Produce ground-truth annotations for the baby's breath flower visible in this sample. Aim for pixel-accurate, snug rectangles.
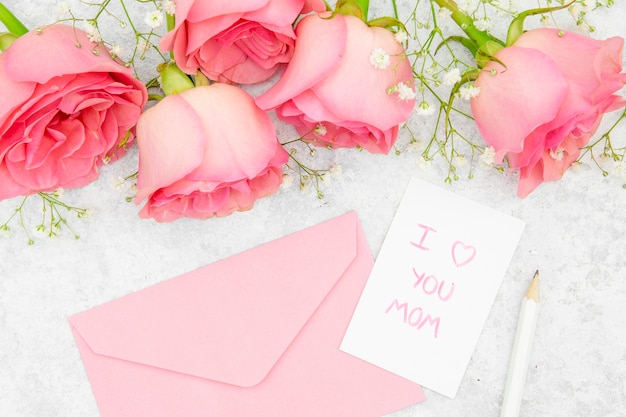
[417,156,432,171]
[549,147,565,161]
[416,101,435,116]
[369,48,391,70]
[570,161,583,173]
[474,18,492,31]
[453,154,467,167]
[328,163,342,179]
[459,83,480,100]
[395,82,416,101]
[83,21,101,43]
[458,0,475,13]
[78,208,96,219]
[540,14,551,27]
[56,2,71,15]
[406,139,425,153]
[479,146,496,167]
[110,44,124,58]
[612,160,626,178]
[160,0,176,15]
[145,10,164,29]
[437,7,452,19]
[281,173,294,189]
[112,176,127,190]
[394,30,409,44]
[314,123,327,136]
[443,68,462,86]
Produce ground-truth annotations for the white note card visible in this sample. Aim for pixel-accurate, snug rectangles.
[341,177,525,398]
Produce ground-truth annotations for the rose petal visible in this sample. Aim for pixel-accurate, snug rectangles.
[3,25,135,84]
[135,94,205,202]
[472,46,569,161]
[311,15,415,130]
[179,84,278,182]
[256,13,347,110]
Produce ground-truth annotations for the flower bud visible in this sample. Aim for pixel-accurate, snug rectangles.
[158,62,194,96]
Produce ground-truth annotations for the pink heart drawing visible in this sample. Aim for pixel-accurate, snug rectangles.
[451,241,476,267]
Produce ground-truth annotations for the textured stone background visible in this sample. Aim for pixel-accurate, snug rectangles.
[1,1,625,416]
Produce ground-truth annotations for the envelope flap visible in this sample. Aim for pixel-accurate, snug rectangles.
[69,212,361,388]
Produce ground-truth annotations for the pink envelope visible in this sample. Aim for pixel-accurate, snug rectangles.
[68,212,424,416]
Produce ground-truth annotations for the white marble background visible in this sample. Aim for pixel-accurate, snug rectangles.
[1,1,625,416]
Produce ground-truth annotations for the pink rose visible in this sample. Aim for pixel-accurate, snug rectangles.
[0,25,147,200]
[160,0,325,84]
[256,13,416,154]
[471,28,626,197]
[135,84,288,222]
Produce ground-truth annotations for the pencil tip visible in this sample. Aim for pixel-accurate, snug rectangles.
[526,271,540,302]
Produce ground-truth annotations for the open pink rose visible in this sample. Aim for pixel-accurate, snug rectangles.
[471,28,626,197]
[0,25,147,200]
[256,13,416,154]
[160,0,326,84]
[135,84,288,222]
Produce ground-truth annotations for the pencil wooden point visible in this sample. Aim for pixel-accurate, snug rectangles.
[525,271,539,303]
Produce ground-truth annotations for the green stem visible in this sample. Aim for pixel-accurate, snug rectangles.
[0,2,28,36]
[430,0,500,48]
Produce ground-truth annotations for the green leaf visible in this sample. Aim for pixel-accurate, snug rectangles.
[335,0,369,21]
[367,16,405,31]
[0,3,28,36]
[506,1,574,45]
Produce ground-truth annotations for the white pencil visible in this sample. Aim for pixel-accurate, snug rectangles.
[500,271,540,417]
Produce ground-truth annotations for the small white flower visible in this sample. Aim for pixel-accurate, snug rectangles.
[458,0,475,13]
[394,30,409,45]
[540,15,551,27]
[417,156,431,171]
[443,68,462,86]
[406,139,425,153]
[56,2,71,15]
[137,38,151,56]
[474,18,492,32]
[437,7,452,19]
[453,154,467,167]
[369,48,391,70]
[112,176,127,190]
[78,208,96,219]
[145,10,164,29]
[160,0,176,15]
[110,44,124,58]
[395,82,416,101]
[281,173,294,189]
[612,161,626,179]
[570,161,583,173]
[549,147,565,161]
[479,146,496,166]
[459,83,480,100]
[83,21,101,43]
[328,163,342,179]
[54,187,64,198]
[314,123,327,136]
[416,101,435,116]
